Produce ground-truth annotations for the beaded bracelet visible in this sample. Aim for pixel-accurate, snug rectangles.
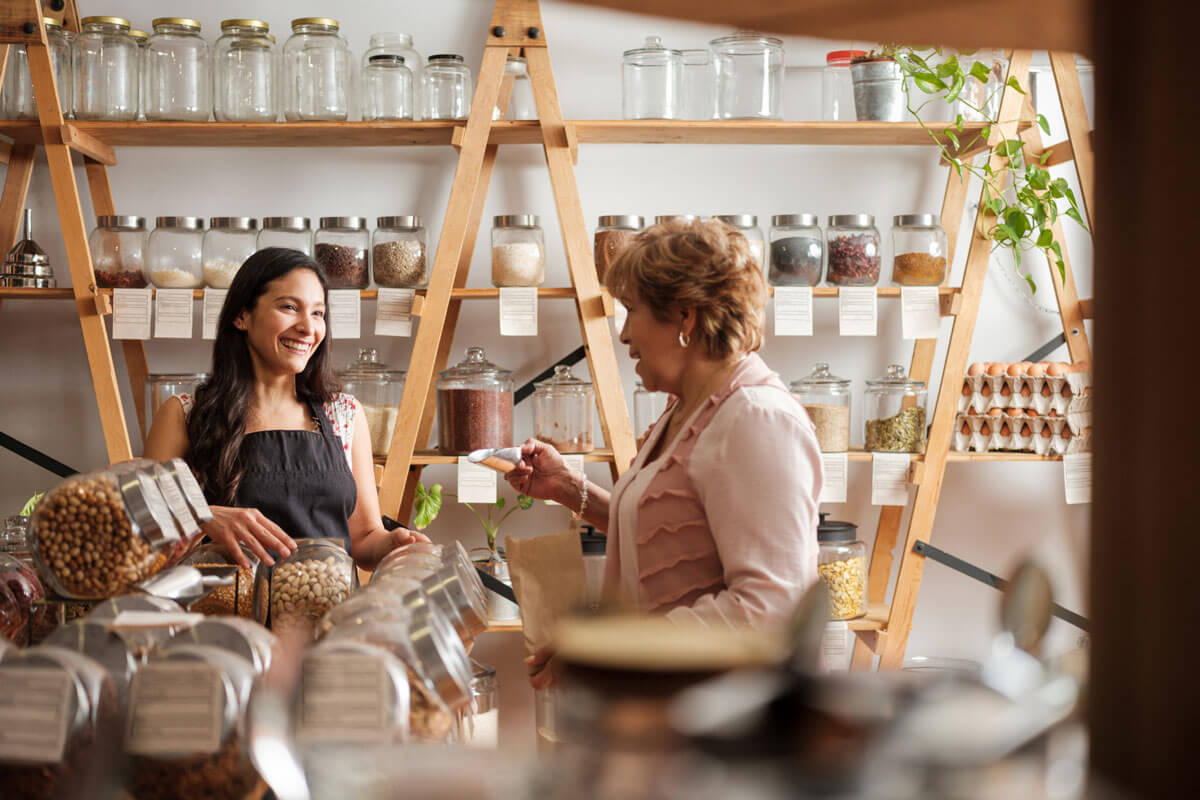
[573,470,588,521]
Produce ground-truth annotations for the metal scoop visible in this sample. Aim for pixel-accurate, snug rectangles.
[467,446,523,473]
[135,565,235,609]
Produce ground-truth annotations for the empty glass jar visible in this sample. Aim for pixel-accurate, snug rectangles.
[203,217,258,288]
[492,215,545,287]
[373,216,427,288]
[1,17,72,119]
[716,214,764,270]
[340,348,406,457]
[130,29,149,120]
[769,214,824,286]
[214,19,277,122]
[90,215,148,288]
[680,49,714,120]
[258,216,312,255]
[826,214,881,287]
[633,380,668,439]
[284,18,353,122]
[891,214,948,286]
[533,364,595,454]
[822,50,863,121]
[314,217,369,289]
[495,55,537,120]
[361,54,414,120]
[817,516,867,620]
[864,364,927,453]
[364,33,421,116]
[622,36,681,120]
[147,217,205,289]
[145,372,208,439]
[710,32,784,119]
[790,363,851,452]
[73,16,139,120]
[437,347,514,455]
[594,215,643,284]
[423,54,472,120]
[144,18,211,121]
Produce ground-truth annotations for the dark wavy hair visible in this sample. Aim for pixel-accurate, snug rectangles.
[186,248,340,504]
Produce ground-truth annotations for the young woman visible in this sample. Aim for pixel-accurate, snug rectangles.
[144,248,426,569]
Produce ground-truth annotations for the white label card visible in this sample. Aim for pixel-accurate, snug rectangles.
[773,287,814,336]
[546,454,585,506]
[202,288,227,340]
[822,621,851,672]
[154,288,194,339]
[0,667,73,763]
[112,288,153,340]
[838,287,878,337]
[499,286,538,336]
[126,662,223,756]
[612,300,628,335]
[328,289,362,339]
[819,452,848,504]
[375,288,415,337]
[297,652,392,742]
[871,453,911,506]
[901,287,941,340]
[457,457,498,504]
[1063,452,1093,505]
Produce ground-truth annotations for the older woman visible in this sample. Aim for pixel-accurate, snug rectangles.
[507,219,822,684]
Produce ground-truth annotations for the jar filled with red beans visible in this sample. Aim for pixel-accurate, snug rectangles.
[826,214,881,287]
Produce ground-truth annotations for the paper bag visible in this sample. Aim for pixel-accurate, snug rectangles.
[506,530,587,653]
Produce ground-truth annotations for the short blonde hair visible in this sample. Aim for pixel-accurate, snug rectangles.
[606,218,767,360]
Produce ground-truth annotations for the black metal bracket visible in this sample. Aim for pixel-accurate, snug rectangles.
[1022,332,1067,364]
[0,431,76,478]
[514,346,586,405]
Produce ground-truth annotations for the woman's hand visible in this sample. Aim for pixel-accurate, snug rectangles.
[202,506,297,568]
[505,439,576,504]
[525,646,557,691]
[389,526,431,549]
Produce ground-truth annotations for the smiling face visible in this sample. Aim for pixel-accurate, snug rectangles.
[618,292,686,395]
[234,267,327,377]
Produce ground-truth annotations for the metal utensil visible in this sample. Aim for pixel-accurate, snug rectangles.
[467,446,523,473]
[135,565,234,609]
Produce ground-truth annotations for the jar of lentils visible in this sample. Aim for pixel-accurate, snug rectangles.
[826,214,881,286]
[373,216,427,288]
[314,217,369,289]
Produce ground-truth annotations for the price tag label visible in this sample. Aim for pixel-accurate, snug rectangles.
[822,621,851,672]
[154,288,194,338]
[0,667,73,763]
[871,453,910,506]
[901,286,941,339]
[612,300,627,335]
[112,288,153,340]
[126,662,223,756]
[202,288,227,340]
[328,289,362,339]
[457,457,498,504]
[773,287,813,336]
[1063,452,1093,505]
[838,287,877,337]
[296,652,392,742]
[499,286,538,336]
[819,452,848,504]
[375,288,415,337]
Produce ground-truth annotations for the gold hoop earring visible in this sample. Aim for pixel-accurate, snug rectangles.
[678,331,690,348]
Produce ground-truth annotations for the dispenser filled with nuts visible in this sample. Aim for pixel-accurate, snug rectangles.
[180,542,259,618]
[262,539,354,635]
[532,364,595,453]
[816,515,866,620]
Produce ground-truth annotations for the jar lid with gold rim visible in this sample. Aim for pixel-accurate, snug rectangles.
[42,17,63,29]
[81,16,131,30]
[129,30,149,43]
[152,17,202,31]
[291,17,339,31]
[220,19,269,31]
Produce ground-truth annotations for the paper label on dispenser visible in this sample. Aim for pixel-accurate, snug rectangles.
[457,457,497,504]
[202,289,227,340]
[871,453,910,506]
[901,287,941,339]
[819,453,848,504]
[328,290,361,339]
[822,622,851,672]
[154,289,194,338]
[112,288,153,340]
[297,652,390,742]
[773,287,813,336]
[0,667,73,763]
[375,288,415,337]
[499,287,538,336]
[546,454,585,506]
[126,662,223,756]
[1063,452,1093,505]
[838,287,877,336]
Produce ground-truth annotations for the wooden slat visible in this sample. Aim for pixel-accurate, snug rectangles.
[0,287,74,299]
[1049,51,1095,231]
[0,0,45,46]
[488,0,547,48]
[63,124,117,166]
[0,143,36,251]
[1079,297,1094,319]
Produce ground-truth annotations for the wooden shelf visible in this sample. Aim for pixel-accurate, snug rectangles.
[773,286,958,297]
[379,448,616,467]
[849,602,889,632]
[87,287,581,300]
[484,620,523,633]
[946,451,1064,462]
[0,287,73,299]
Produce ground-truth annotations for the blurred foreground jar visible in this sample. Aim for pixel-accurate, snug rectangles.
[214,18,277,122]
[0,516,48,646]
[73,16,139,120]
[284,17,353,121]
[1,17,72,119]
[144,17,211,120]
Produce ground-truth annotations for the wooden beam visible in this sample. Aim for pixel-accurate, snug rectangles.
[1049,51,1095,231]
[63,124,117,166]
[0,143,35,251]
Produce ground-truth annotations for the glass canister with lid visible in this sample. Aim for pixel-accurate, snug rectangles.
[144,17,211,121]
[790,363,851,453]
[822,50,865,121]
[73,16,139,120]
[769,214,824,286]
[864,364,927,453]
[622,36,682,120]
[373,216,427,287]
[202,217,258,288]
[437,347,514,455]
[89,215,147,288]
[314,216,369,288]
[144,372,208,439]
[361,54,414,120]
[826,214,881,286]
[147,216,205,288]
[0,516,48,646]
[214,18,277,122]
[423,54,472,120]
[891,214,948,286]
[364,33,422,113]
[340,348,406,457]
[1,17,73,120]
[261,538,354,635]
[258,216,312,255]
[496,55,537,120]
[633,380,669,439]
[594,215,643,285]
[130,29,149,120]
[817,515,867,621]
[680,49,714,120]
[180,542,259,618]
[492,214,546,287]
[283,17,353,121]
[533,364,595,454]
[716,214,765,269]
[710,32,784,119]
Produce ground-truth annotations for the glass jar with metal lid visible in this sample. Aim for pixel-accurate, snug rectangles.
[129,29,150,120]
[594,215,643,284]
[716,214,765,270]
[437,347,514,454]
[533,364,595,454]
[314,216,369,288]
[214,19,277,122]
[258,216,312,255]
[373,216,427,287]
[0,517,47,646]
[147,216,205,289]
[1,17,72,120]
[462,659,500,747]
[423,54,472,120]
[891,214,948,286]
[73,16,139,120]
[340,348,406,457]
[817,515,867,620]
[654,214,698,225]
[633,380,668,439]
[492,214,545,287]
[89,215,148,288]
[144,372,208,439]
[790,363,851,452]
[864,364,927,453]
[769,214,824,286]
[283,18,353,121]
[364,33,422,116]
[710,32,784,119]
[622,36,682,120]
[826,213,881,286]
[144,18,211,121]
[495,55,536,120]
[202,217,258,288]
[362,54,414,120]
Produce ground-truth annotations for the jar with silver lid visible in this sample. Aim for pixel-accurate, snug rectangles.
[716,214,765,270]
[89,215,148,288]
[423,54,472,120]
[361,54,414,120]
[284,17,353,122]
[533,364,595,454]
[710,32,784,119]
[826,213,881,286]
[373,216,427,288]
[622,36,682,120]
[214,19,277,122]
[769,214,824,286]
[144,17,212,121]
[73,16,139,120]
[314,217,369,288]
[258,216,312,255]
[203,217,258,288]
[654,214,698,225]
[494,55,537,120]
[891,213,948,286]
[1,17,72,120]
[492,214,545,287]
[147,216,205,289]
[594,215,642,284]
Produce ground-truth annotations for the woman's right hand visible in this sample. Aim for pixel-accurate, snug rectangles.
[505,438,576,504]
[202,506,297,568]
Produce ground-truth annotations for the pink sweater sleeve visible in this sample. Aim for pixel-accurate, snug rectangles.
[667,386,822,628]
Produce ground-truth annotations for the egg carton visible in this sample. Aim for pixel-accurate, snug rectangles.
[962,366,1093,417]
[955,412,1076,456]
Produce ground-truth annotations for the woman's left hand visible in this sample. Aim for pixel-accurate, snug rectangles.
[390,526,431,548]
[525,646,558,690]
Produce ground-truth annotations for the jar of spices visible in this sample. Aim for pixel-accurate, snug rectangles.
[283,18,353,121]
[89,215,148,288]
[622,36,682,120]
[144,18,211,121]
[533,364,595,453]
[423,54,472,120]
[1,17,73,120]
[594,215,643,284]
[147,216,205,289]
[73,16,139,120]
[364,33,422,115]
[710,32,784,120]
[214,19,277,122]
[261,538,354,634]
[817,515,867,620]
[891,214,948,286]
[437,347,514,454]
[826,214,881,286]
[180,543,259,618]
[314,217,369,289]
[0,517,48,646]
[716,214,765,270]
[864,364,927,453]
[633,380,668,438]
[373,216,427,287]
[789,363,851,453]
[769,214,824,286]
[340,348,406,457]
[492,215,546,287]
[203,217,258,288]
[258,216,312,255]
[361,54,414,120]
[822,50,864,121]
[144,372,208,440]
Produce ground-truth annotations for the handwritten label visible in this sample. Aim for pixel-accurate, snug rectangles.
[773,287,813,336]
[1063,452,1093,505]
[297,651,392,742]
[871,453,910,506]
[375,288,415,337]
[154,288,194,338]
[901,286,941,339]
[327,290,362,339]
[0,667,72,763]
[112,288,153,340]
[838,287,877,337]
[202,288,227,339]
[457,457,498,504]
[499,286,538,336]
[819,452,848,504]
[126,662,223,756]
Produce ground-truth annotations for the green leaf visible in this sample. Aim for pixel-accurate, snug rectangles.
[994,223,1017,244]
[1023,272,1037,293]
[1027,166,1049,191]
[980,124,992,140]
[1065,207,1084,226]
[955,112,964,131]
[1004,209,1029,237]
[945,74,966,104]
[412,482,444,530]
[969,61,993,83]
[1006,76,1027,94]
[1051,241,1065,281]
[19,492,44,517]
[1037,230,1054,248]
[943,127,960,149]
[934,54,960,79]
[1036,113,1051,135]
[518,494,535,510]
[998,139,1024,158]
[495,496,506,510]
[913,74,946,94]
[987,197,1005,216]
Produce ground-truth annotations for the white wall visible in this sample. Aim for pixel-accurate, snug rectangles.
[0,0,1093,751]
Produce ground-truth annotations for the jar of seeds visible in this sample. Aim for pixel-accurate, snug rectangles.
[816,515,867,620]
[436,347,514,454]
[180,542,259,618]
[864,364,927,453]
[789,362,851,452]
[373,216,427,288]
[314,216,369,289]
[492,215,545,287]
[826,214,881,286]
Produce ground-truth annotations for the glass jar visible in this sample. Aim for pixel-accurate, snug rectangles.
[594,215,643,285]
[622,36,681,120]
[361,54,414,120]
[680,49,714,120]
[710,32,784,120]
[633,380,668,439]
[423,54,472,120]
[437,347,514,454]
[214,19,277,122]
[826,214,881,287]
[296,640,413,746]
[373,215,427,287]
[580,525,606,609]
[340,348,406,457]
[283,18,353,121]
[790,363,851,453]
[654,214,698,225]
[163,617,277,674]
[43,620,140,713]
[891,214,948,286]
[180,542,259,619]
[491,214,545,287]
[463,660,499,748]
[262,539,354,635]
[1,17,73,119]
[422,561,489,642]
[364,33,422,117]
[314,216,369,289]
[144,17,211,121]
[864,364,927,453]
[716,214,765,270]
[822,50,864,121]
[0,518,47,646]
[202,217,258,288]
[495,55,536,120]
[89,215,147,288]
[533,364,595,453]
[130,29,149,120]
[147,216,205,289]
[769,214,824,286]
[144,372,208,440]
[258,216,312,255]
[817,515,867,620]
[73,16,139,120]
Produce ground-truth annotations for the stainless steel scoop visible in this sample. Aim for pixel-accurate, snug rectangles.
[466,447,523,473]
[135,565,235,609]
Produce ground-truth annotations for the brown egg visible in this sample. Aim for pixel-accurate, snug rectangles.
[1006,408,1023,418]
[1000,423,1011,436]
[1062,427,1073,440]
[1046,362,1069,377]
[1040,426,1052,438]
[1018,361,1034,373]
[1006,363,1022,377]
[981,384,993,397]
[981,422,992,436]
[986,363,1007,377]
[1041,384,1052,397]
[1046,409,1059,418]
[1000,383,1011,396]
[961,422,970,435]
[1021,423,1033,437]
[1027,363,1047,378]
[1062,385,1073,398]
[1020,385,1032,397]
[962,382,972,396]
[966,407,980,416]
[987,408,1004,418]
[967,362,987,377]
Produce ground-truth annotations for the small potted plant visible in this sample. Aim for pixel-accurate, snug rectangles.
[850,48,906,121]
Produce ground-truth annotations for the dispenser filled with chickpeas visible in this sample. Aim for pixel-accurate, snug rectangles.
[816,514,867,620]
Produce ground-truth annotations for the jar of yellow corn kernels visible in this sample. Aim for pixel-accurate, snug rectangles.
[816,514,866,620]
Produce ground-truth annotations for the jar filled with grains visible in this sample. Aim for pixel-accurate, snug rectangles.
[715,214,765,270]
[492,215,545,287]
[89,215,148,288]
[769,214,824,286]
[339,348,406,457]
[202,217,258,288]
[436,347,514,454]
[789,362,851,452]
[817,515,867,620]
[147,217,205,289]
[258,216,312,255]
[826,214,881,286]
[864,364,927,453]
[594,215,643,284]
[373,216,428,288]
[314,216,370,289]
[891,214,948,285]
[180,542,260,618]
